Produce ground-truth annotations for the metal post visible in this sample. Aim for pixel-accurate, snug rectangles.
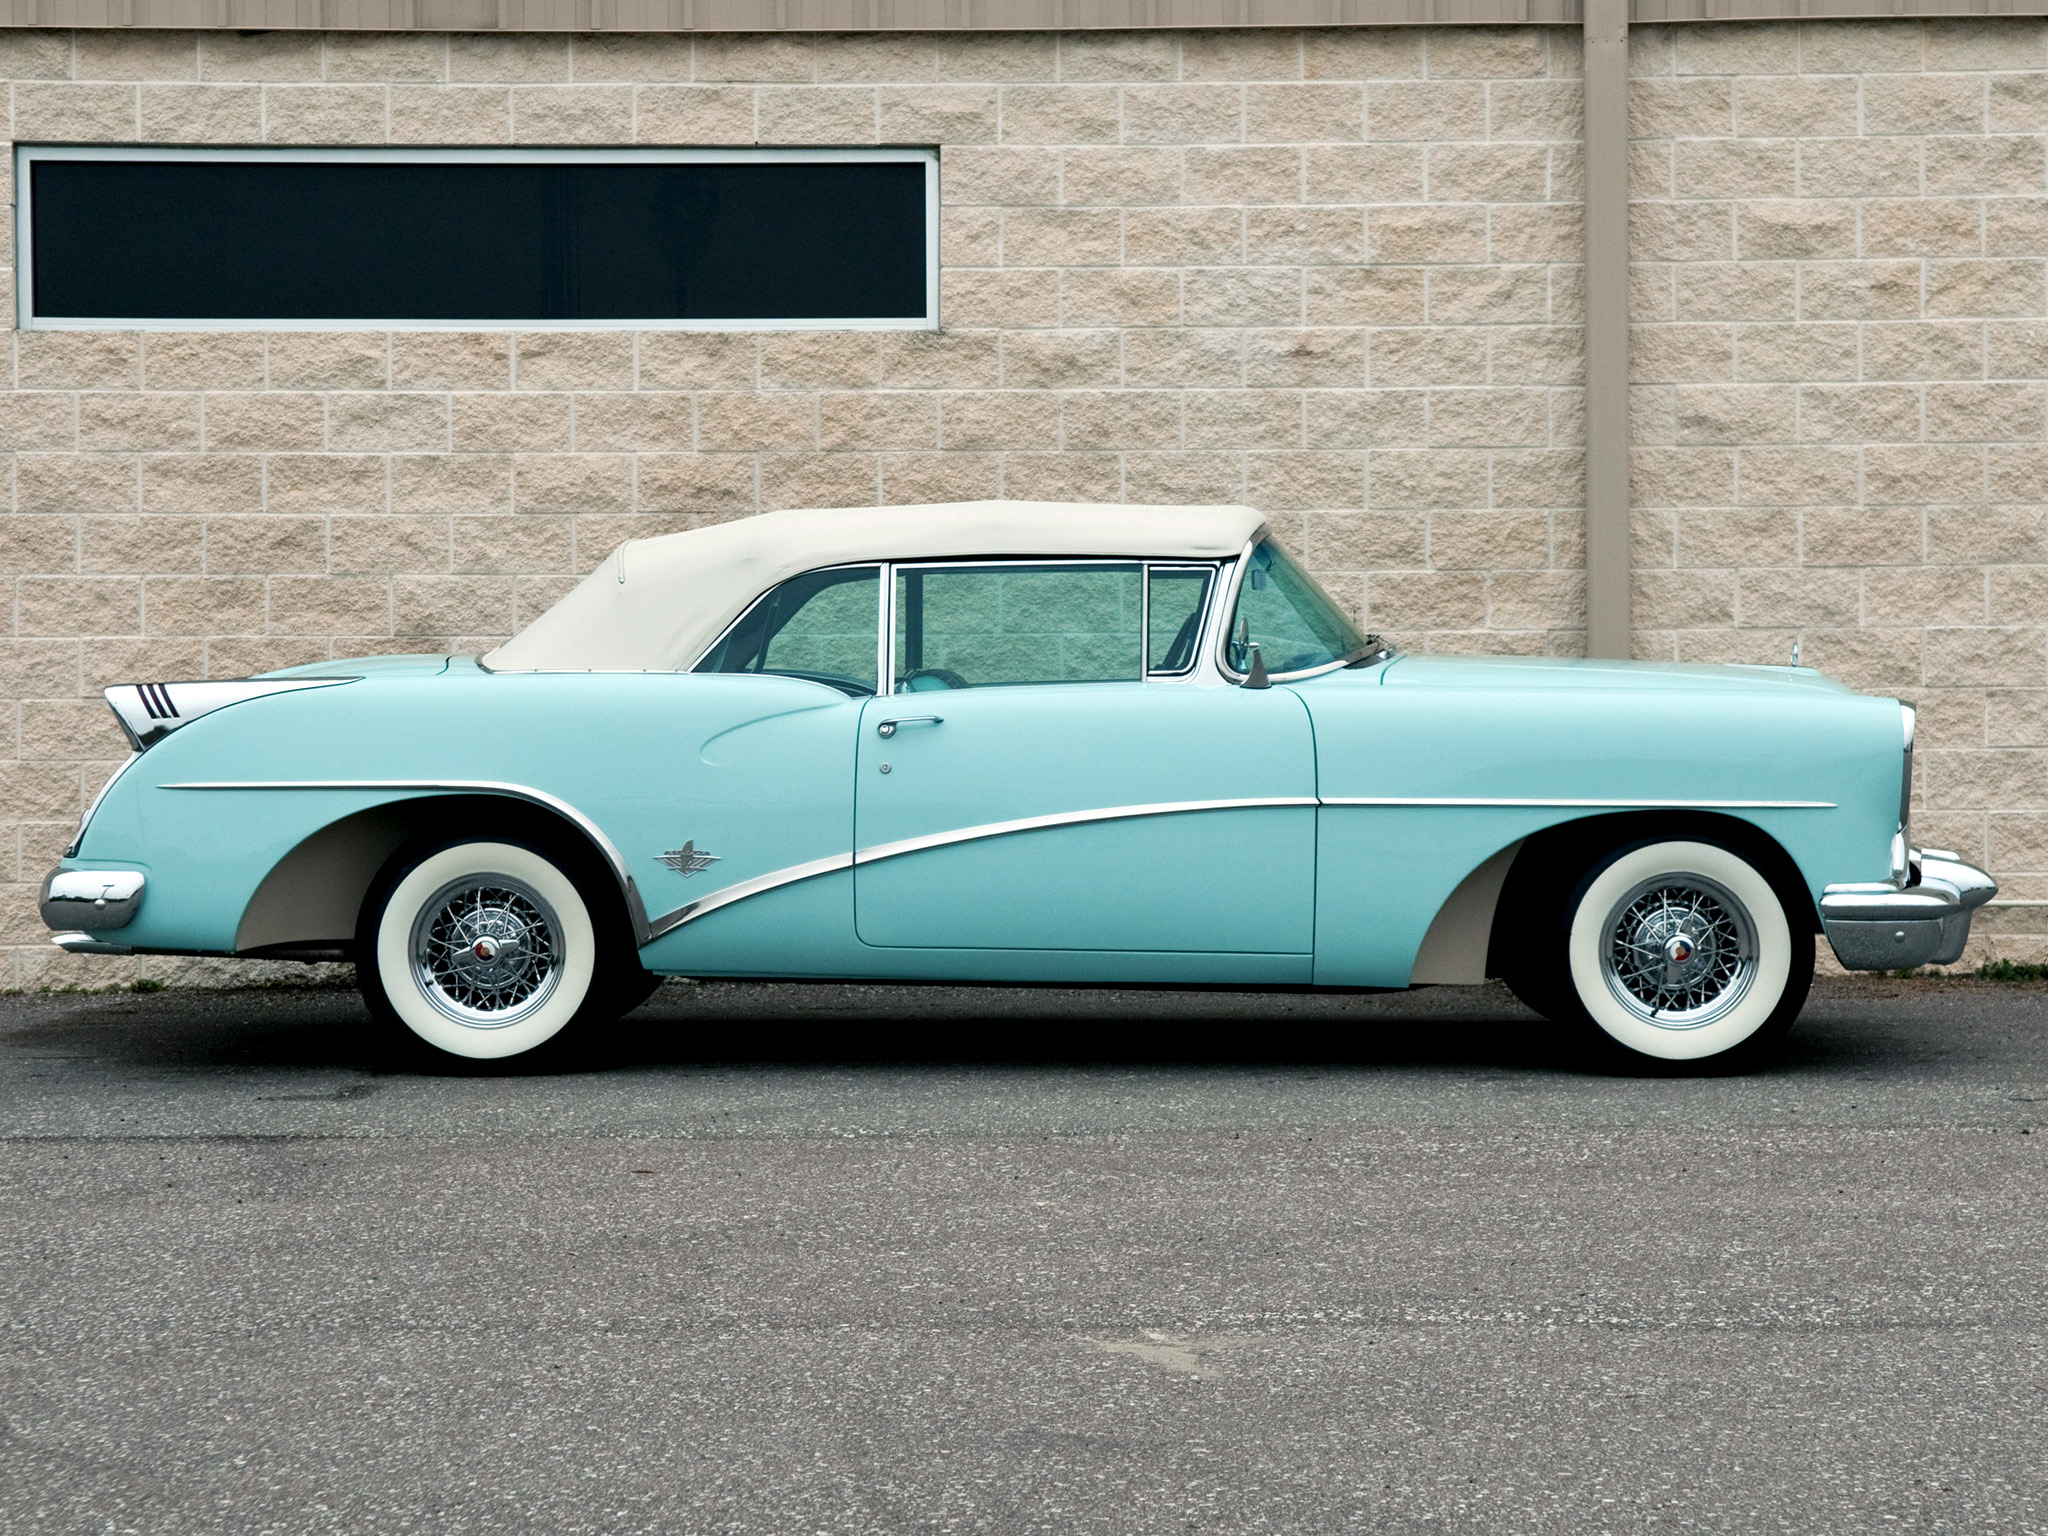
[1583,0,1632,660]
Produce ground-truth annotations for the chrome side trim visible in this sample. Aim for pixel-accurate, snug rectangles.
[853,797,1320,867]
[642,797,1319,939]
[1319,797,1837,809]
[159,780,654,945]
[158,784,1837,952]
[644,853,855,942]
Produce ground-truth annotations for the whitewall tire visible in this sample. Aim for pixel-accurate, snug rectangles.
[1562,839,1807,1063]
[366,840,598,1061]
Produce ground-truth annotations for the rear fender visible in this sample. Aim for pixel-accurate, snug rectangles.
[236,794,643,958]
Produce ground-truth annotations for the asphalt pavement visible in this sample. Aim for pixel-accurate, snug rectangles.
[0,974,2043,1534]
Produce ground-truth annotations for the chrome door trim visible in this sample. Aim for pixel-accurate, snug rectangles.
[642,796,1320,938]
[1139,558,1150,682]
[160,779,656,944]
[1318,796,1837,809]
[853,796,1321,867]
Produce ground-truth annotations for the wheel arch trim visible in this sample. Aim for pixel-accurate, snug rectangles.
[162,780,654,946]
[1491,808,1823,957]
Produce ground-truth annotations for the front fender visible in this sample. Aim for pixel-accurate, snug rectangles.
[1295,666,1903,987]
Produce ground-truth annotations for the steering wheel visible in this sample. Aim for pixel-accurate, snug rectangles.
[902,667,968,691]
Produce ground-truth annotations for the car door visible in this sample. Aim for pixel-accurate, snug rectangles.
[638,564,883,976]
[853,559,1317,956]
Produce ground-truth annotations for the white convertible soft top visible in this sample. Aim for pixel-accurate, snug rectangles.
[482,500,1266,674]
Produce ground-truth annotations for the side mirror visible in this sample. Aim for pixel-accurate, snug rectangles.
[1237,618,1270,689]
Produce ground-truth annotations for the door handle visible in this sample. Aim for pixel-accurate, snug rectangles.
[876,715,943,738]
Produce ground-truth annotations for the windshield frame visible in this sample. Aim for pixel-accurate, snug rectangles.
[1214,534,1392,684]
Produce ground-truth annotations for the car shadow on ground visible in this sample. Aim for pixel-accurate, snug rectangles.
[0,975,1969,1082]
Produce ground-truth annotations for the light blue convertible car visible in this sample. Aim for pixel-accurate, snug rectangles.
[43,501,1993,1065]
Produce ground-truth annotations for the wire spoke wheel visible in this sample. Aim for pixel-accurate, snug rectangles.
[1599,873,1757,1030]
[409,874,564,1030]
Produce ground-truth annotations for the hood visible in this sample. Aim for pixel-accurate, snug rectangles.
[256,654,464,680]
[1371,654,1858,696]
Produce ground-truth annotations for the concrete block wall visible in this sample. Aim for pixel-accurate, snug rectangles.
[1629,18,2048,961]
[0,24,1592,985]
[1,19,2042,982]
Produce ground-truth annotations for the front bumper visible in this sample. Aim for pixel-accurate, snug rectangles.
[40,868,146,933]
[1821,850,1997,970]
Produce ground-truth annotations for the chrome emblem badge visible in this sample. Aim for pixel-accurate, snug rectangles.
[657,841,721,878]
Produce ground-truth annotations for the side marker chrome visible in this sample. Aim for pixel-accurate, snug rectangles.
[1318,796,1836,809]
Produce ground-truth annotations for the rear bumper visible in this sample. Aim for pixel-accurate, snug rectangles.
[40,868,146,933]
[1821,850,1997,970]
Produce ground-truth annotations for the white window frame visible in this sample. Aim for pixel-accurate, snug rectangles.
[14,144,941,333]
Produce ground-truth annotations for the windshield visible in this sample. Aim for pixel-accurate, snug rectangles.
[1224,539,1370,677]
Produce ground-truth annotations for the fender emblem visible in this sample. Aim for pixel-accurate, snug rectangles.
[657,842,721,878]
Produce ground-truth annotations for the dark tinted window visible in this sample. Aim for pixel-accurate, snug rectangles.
[27,153,931,324]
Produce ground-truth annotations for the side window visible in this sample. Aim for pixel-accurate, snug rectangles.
[695,566,880,696]
[1146,566,1214,675]
[894,563,1142,691]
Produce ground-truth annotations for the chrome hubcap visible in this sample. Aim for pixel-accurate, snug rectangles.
[1601,875,1756,1029]
[410,875,562,1029]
